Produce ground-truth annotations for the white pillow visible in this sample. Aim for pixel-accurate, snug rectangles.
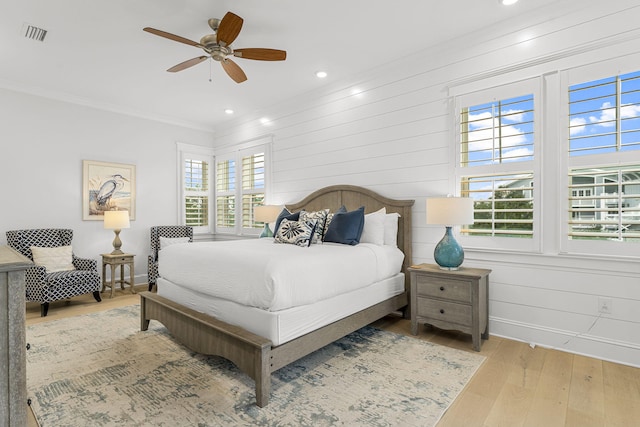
[159,236,190,250]
[360,207,386,246]
[30,245,75,272]
[384,212,401,246]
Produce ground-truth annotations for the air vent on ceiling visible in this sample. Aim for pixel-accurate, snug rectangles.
[22,23,47,42]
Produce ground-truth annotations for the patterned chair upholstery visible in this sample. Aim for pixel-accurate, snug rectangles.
[147,226,193,291]
[6,229,101,317]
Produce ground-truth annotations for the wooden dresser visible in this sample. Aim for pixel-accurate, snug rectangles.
[0,245,31,426]
[408,263,491,351]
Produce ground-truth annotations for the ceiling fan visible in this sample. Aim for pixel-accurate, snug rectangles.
[143,11,286,83]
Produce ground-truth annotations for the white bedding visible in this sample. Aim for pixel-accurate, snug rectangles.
[157,273,405,346]
[158,238,404,311]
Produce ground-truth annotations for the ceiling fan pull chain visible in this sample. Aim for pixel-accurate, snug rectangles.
[209,58,213,83]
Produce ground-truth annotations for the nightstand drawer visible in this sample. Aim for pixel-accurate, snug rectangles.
[416,298,472,327]
[415,275,472,303]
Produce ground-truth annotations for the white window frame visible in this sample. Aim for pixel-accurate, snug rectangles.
[214,135,272,236]
[177,142,214,235]
[452,78,542,253]
[559,57,640,257]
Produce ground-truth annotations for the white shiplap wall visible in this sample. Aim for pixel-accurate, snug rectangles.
[213,0,640,367]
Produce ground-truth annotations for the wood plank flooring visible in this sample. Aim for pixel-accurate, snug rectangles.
[25,289,640,426]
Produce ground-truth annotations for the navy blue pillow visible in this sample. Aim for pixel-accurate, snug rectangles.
[274,208,300,235]
[323,206,365,245]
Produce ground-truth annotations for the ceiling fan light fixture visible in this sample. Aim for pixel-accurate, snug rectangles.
[143,11,286,84]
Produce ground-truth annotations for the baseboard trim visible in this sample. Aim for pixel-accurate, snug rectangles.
[490,316,640,368]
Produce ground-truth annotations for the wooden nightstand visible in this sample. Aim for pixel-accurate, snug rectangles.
[408,263,491,351]
[101,253,135,298]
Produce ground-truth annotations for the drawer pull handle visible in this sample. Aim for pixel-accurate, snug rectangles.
[439,309,445,314]
[439,286,445,291]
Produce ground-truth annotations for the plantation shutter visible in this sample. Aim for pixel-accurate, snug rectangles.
[241,152,265,230]
[216,158,236,230]
[184,159,209,227]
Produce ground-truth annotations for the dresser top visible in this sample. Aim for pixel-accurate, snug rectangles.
[408,263,491,278]
[0,245,33,272]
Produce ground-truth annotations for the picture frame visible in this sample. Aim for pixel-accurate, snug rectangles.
[82,160,136,221]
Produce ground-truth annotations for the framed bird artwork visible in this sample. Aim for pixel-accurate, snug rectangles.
[82,160,136,220]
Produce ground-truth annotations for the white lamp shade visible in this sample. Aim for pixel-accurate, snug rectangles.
[254,205,282,223]
[103,210,130,229]
[426,197,474,225]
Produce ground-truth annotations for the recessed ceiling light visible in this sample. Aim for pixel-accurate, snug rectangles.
[260,117,271,125]
[315,71,328,79]
[224,109,234,115]
[500,0,518,5]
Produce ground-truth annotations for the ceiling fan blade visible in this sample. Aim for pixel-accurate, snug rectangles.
[167,56,208,72]
[216,12,243,47]
[233,48,286,61]
[221,58,247,83]
[143,27,202,48]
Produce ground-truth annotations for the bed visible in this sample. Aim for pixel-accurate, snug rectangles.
[139,185,414,407]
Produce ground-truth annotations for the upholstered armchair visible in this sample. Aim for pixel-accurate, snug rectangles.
[147,226,193,291]
[6,229,101,316]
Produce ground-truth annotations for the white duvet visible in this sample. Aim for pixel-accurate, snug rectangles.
[158,239,404,311]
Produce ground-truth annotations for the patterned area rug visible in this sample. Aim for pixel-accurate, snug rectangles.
[27,305,485,426]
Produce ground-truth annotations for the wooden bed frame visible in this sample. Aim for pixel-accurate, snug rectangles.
[140,185,414,407]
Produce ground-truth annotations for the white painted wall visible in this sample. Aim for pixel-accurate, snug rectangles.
[213,0,640,366]
[0,88,214,280]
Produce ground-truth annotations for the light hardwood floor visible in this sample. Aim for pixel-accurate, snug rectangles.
[26,289,640,427]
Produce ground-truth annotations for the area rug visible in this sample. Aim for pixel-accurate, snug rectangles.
[26,305,484,427]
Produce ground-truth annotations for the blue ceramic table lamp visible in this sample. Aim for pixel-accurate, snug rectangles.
[426,197,474,270]
[255,205,282,238]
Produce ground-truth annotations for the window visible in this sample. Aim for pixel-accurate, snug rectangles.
[452,58,640,258]
[455,79,540,252]
[462,173,534,238]
[569,71,640,156]
[214,138,271,235]
[241,152,265,229]
[177,143,214,234]
[184,159,209,227]
[568,166,640,241]
[461,94,535,166]
[216,159,235,230]
[566,69,640,246]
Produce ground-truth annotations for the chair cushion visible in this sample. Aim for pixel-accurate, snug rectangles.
[30,246,75,272]
[46,270,99,289]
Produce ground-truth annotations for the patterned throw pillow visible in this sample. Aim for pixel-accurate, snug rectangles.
[274,208,301,235]
[274,218,318,247]
[299,209,329,243]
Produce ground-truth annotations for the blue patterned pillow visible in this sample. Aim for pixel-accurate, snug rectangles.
[300,209,330,243]
[274,208,301,235]
[323,206,365,245]
[274,218,318,247]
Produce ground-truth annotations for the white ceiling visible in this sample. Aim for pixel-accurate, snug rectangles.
[1,0,561,132]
